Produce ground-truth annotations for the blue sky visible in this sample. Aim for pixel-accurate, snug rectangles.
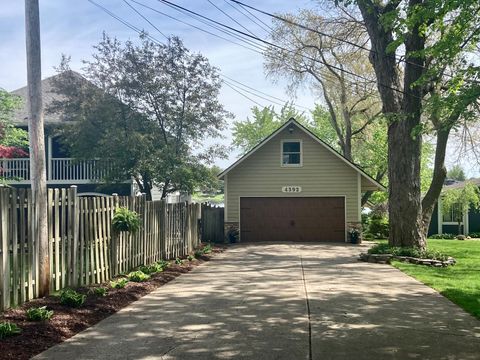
[0,0,474,175]
[0,0,317,168]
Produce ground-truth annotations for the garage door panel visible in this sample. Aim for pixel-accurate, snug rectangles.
[240,197,345,242]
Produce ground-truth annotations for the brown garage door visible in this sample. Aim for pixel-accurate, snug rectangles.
[240,197,345,242]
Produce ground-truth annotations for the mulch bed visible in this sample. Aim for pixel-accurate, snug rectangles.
[0,244,226,360]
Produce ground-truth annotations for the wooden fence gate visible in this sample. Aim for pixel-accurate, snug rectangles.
[201,204,224,243]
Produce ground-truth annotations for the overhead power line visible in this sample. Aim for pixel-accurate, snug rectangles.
[206,0,257,37]
[229,0,460,79]
[87,0,310,111]
[222,0,273,33]
[155,0,420,98]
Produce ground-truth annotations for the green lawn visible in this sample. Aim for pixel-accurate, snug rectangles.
[391,239,480,319]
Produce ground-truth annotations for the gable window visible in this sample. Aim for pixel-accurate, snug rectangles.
[282,140,302,166]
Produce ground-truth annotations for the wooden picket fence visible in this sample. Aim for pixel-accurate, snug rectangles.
[201,204,224,243]
[0,187,202,311]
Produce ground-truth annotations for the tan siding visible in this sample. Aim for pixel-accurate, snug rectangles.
[226,125,361,223]
[362,176,381,191]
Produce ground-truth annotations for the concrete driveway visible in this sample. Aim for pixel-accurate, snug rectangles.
[36,243,480,360]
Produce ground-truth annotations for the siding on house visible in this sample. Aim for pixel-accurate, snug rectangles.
[225,124,362,223]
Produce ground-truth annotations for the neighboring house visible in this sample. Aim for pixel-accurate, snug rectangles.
[219,118,385,243]
[427,178,480,236]
[3,73,133,196]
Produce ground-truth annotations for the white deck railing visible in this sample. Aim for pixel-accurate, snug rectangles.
[0,158,30,181]
[0,158,110,184]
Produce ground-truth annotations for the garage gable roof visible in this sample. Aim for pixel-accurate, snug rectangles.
[219,118,386,191]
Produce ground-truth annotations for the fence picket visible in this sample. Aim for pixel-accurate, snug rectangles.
[0,188,218,312]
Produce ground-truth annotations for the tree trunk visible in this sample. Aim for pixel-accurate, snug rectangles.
[421,128,450,235]
[358,0,426,249]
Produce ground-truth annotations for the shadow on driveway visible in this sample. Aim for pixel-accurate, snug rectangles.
[35,243,480,360]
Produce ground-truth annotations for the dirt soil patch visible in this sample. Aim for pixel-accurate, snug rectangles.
[0,245,225,360]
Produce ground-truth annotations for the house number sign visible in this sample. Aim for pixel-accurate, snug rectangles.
[282,186,302,193]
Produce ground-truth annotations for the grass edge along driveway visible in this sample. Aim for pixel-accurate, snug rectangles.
[390,239,480,319]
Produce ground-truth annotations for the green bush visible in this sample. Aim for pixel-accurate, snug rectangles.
[187,255,194,261]
[156,260,170,269]
[89,287,108,297]
[194,250,203,258]
[138,263,164,275]
[59,289,86,308]
[368,243,449,261]
[110,278,129,289]
[0,322,21,339]
[26,306,54,321]
[112,207,141,234]
[468,232,480,238]
[127,270,150,282]
[367,215,389,239]
[202,244,213,254]
[175,257,184,265]
[429,233,456,239]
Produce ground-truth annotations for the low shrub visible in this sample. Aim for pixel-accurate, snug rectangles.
[468,232,480,238]
[368,243,449,261]
[194,250,203,258]
[127,270,150,282]
[187,255,194,261]
[429,233,456,239]
[367,215,389,239]
[156,260,170,269]
[202,244,212,254]
[138,263,164,275]
[110,278,129,289]
[175,257,184,265]
[112,207,141,234]
[89,287,108,297]
[59,289,86,308]
[0,322,21,339]
[26,306,54,321]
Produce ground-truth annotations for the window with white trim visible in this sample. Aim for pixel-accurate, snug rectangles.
[443,203,463,223]
[282,140,301,166]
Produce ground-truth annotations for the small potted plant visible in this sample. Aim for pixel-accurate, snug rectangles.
[349,228,361,244]
[112,207,141,234]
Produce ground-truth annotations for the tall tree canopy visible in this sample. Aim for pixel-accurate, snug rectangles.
[51,34,230,200]
[264,9,381,162]
[232,103,308,154]
[332,0,480,248]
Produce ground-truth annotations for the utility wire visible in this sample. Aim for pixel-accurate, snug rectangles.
[130,0,267,54]
[206,0,257,37]
[87,0,309,111]
[155,0,421,98]
[222,79,286,107]
[223,81,265,107]
[230,0,460,79]
[122,0,168,40]
[223,0,272,33]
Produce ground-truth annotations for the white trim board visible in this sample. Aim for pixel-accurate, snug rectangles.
[218,118,385,191]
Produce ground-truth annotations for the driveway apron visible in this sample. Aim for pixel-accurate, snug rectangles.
[35,243,480,360]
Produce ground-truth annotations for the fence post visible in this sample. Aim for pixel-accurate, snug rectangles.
[70,186,79,287]
[111,193,119,277]
[0,189,10,310]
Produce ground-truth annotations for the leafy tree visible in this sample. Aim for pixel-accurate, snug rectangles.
[51,34,230,200]
[333,0,480,249]
[447,165,466,181]
[442,182,480,235]
[0,90,28,159]
[232,103,308,154]
[264,9,381,162]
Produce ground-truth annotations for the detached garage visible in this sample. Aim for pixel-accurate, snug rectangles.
[219,118,385,243]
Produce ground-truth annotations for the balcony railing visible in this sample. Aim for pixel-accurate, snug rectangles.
[0,158,111,184]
